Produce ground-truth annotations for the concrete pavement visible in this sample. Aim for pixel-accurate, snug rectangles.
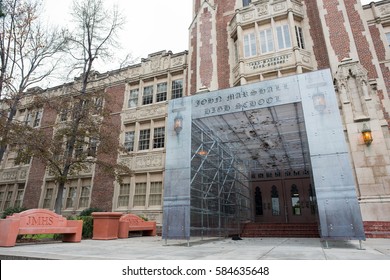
[1,236,390,260]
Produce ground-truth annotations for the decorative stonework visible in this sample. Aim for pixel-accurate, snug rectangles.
[0,167,29,181]
[273,2,286,12]
[242,11,255,21]
[379,4,390,16]
[123,105,166,124]
[334,59,371,122]
[257,4,268,16]
[119,153,164,171]
[135,154,163,169]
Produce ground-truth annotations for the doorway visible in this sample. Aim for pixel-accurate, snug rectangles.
[252,171,316,224]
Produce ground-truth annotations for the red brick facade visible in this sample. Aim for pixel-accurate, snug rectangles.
[23,102,57,209]
[90,84,125,211]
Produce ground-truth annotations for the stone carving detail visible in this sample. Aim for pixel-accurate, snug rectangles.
[257,4,268,16]
[124,112,137,122]
[119,158,133,169]
[129,67,141,77]
[334,59,371,122]
[273,2,286,12]
[19,169,27,179]
[242,11,254,21]
[172,56,184,66]
[135,155,163,169]
[137,106,166,119]
[379,4,390,16]
[2,171,17,180]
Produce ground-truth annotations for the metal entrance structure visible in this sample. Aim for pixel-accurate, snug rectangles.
[163,69,365,241]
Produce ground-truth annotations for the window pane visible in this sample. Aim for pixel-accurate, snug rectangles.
[118,183,130,207]
[387,32,390,46]
[133,183,146,206]
[244,33,257,57]
[276,25,291,49]
[142,86,153,105]
[153,127,165,149]
[295,26,305,49]
[283,25,291,48]
[43,188,54,209]
[138,129,150,150]
[128,89,139,108]
[259,29,274,53]
[124,131,135,152]
[156,82,167,102]
[172,80,183,99]
[79,185,90,208]
[66,186,77,209]
[149,182,162,206]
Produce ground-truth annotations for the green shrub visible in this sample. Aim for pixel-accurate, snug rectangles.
[78,207,104,217]
[78,216,94,239]
[1,206,27,219]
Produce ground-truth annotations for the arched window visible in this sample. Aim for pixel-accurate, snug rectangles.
[255,187,263,215]
[271,185,280,216]
[291,184,301,215]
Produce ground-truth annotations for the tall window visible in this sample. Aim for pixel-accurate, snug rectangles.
[172,80,183,99]
[33,111,42,127]
[138,129,150,150]
[255,187,263,215]
[66,186,77,209]
[234,39,239,63]
[295,26,305,49]
[124,131,135,152]
[149,181,162,206]
[142,86,153,105]
[118,183,130,207]
[153,127,165,149]
[259,28,274,54]
[79,183,91,208]
[276,25,291,50]
[43,187,54,209]
[271,185,280,216]
[24,112,33,126]
[128,89,139,108]
[0,184,25,211]
[156,82,167,102]
[386,32,390,47]
[88,137,98,157]
[291,184,301,215]
[244,33,257,57]
[133,182,147,206]
[14,184,25,208]
[243,0,251,7]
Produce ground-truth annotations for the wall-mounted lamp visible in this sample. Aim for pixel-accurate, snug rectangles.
[174,113,183,135]
[362,123,373,146]
[312,92,326,113]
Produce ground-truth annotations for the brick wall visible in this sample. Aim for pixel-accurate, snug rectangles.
[199,7,213,89]
[90,84,125,211]
[216,0,235,90]
[23,102,57,209]
[305,0,330,69]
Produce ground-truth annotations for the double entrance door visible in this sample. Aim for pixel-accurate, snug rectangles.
[253,177,317,223]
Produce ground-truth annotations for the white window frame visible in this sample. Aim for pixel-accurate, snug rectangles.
[259,28,274,54]
[276,25,292,50]
[244,32,257,57]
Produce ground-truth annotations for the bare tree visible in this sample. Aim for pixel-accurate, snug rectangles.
[0,0,67,162]
[16,0,127,214]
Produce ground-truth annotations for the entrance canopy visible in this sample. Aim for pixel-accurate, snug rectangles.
[163,69,365,241]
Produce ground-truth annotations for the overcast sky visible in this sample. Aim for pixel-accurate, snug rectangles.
[43,0,192,71]
[42,0,376,73]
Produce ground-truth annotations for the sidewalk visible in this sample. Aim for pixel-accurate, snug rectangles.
[1,237,390,260]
